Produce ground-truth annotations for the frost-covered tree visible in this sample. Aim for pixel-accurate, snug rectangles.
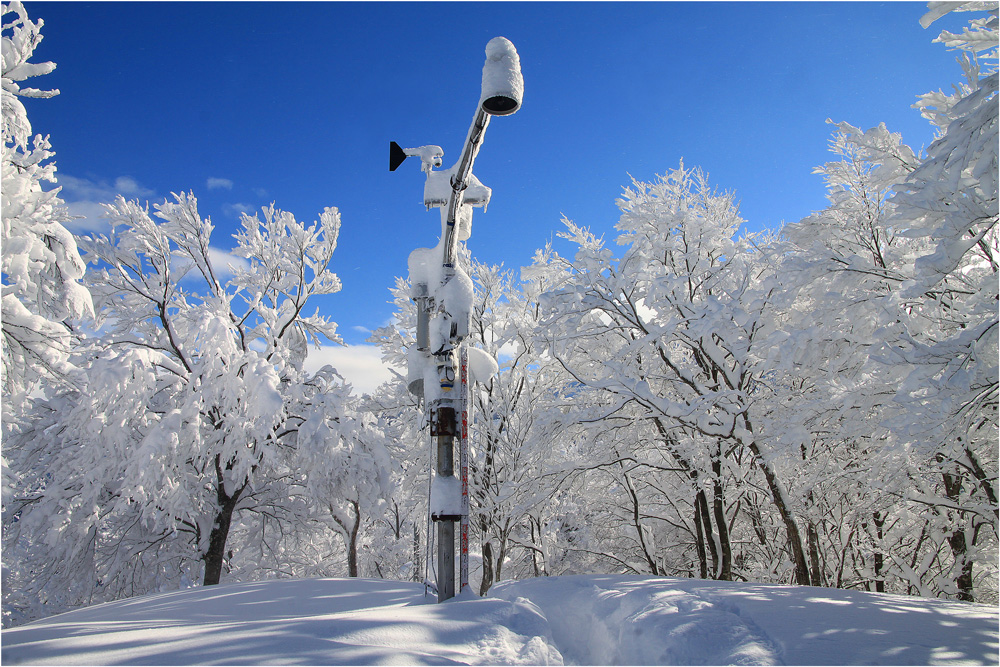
[769,120,923,593]
[368,277,437,583]
[879,1,998,602]
[1,0,92,398]
[356,385,425,582]
[299,374,396,578]
[530,165,815,585]
[464,261,566,593]
[762,1,997,602]
[3,194,348,622]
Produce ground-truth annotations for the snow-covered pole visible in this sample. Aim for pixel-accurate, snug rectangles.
[393,36,522,603]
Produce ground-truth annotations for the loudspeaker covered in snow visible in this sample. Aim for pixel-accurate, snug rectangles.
[480,37,523,116]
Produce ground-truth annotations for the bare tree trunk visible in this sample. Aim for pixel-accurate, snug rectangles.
[203,502,236,586]
[622,466,659,575]
[347,500,360,578]
[479,541,494,596]
[872,512,885,594]
[743,420,810,586]
[494,522,510,583]
[711,457,732,581]
[696,490,720,578]
[807,521,824,587]
[694,494,709,579]
[331,500,361,577]
[203,455,245,586]
[947,529,974,602]
[801,444,825,587]
[835,524,857,589]
[530,516,542,577]
[942,468,974,601]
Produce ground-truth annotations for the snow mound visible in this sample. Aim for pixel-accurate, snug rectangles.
[1,578,562,666]
[493,577,778,665]
[3,575,997,666]
[491,575,999,666]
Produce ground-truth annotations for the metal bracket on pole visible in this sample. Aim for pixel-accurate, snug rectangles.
[429,405,457,437]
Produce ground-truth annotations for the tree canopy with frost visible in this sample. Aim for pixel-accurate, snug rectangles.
[2,193,351,620]
[1,0,92,398]
[2,0,996,629]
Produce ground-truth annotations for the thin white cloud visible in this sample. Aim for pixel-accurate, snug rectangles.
[497,340,518,363]
[63,200,112,235]
[303,343,399,396]
[56,174,156,235]
[114,176,151,196]
[207,177,234,190]
[59,174,154,202]
[149,246,249,288]
[224,202,255,219]
[207,247,251,278]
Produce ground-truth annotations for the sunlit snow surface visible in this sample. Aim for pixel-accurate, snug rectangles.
[3,575,997,665]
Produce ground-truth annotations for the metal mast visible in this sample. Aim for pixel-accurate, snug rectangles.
[390,37,523,603]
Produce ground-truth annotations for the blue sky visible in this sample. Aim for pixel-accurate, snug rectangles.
[23,1,970,388]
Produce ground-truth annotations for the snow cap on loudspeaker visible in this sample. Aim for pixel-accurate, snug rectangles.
[480,37,523,116]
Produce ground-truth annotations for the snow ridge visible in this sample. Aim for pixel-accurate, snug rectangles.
[492,576,782,665]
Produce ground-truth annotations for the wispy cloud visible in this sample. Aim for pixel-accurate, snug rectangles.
[57,174,156,234]
[59,174,155,203]
[497,340,519,363]
[207,177,234,190]
[302,343,399,396]
[113,176,152,196]
[207,247,251,278]
[63,200,113,234]
[224,202,255,219]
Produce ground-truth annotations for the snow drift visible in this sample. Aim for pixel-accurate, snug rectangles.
[3,575,997,666]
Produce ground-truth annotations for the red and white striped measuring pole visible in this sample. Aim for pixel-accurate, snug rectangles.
[459,345,470,593]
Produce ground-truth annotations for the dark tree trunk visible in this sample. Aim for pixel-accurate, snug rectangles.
[694,494,709,579]
[494,525,509,583]
[203,502,236,586]
[623,467,659,575]
[347,500,360,578]
[711,458,732,581]
[942,468,974,601]
[330,499,361,577]
[872,512,886,594]
[746,434,810,586]
[203,455,246,586]
[696,490,719,578]
[801,442,825,588]
[530,516,543,578]
[479,541,494,596]
[947,529,974,602]
[807,521,824,587]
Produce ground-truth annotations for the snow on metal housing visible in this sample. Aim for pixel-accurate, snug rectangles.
[480,36,523,116]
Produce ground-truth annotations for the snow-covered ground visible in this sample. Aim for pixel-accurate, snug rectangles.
[2,575,996,665]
